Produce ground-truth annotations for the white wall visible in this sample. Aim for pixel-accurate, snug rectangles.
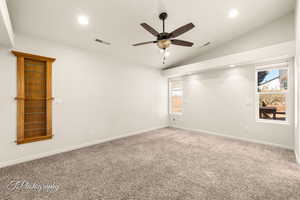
[295,0,300,163]
[163,41,295,77]
[0,35,168,167]
[170,63,295,149]
[179,12,295,66]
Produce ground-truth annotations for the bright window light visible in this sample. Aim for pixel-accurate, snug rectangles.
[169,80,183,115]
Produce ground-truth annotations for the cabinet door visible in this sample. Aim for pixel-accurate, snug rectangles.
[13,51,55,144]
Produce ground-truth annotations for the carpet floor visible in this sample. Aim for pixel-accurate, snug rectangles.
[1,128,300,200]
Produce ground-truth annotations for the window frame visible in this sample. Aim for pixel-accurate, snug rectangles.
[255,62,290,125]
[169,79,183,115]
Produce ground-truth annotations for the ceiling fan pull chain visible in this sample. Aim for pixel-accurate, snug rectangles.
[163,48,167,64]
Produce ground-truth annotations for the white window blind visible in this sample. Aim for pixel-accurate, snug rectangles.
[169,80,183,114]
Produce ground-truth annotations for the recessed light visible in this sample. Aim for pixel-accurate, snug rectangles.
[229,64,236,68]
[228,9,239,18]
[78,15,89,25]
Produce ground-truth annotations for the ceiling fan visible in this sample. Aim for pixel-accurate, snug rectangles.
[133,12,195,50]
[95,38,111,45]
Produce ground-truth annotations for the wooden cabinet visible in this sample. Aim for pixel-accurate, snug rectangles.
[12,51,55,144]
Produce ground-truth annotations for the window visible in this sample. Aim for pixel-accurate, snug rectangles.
[256,63,289,123]
[169,79,183,114]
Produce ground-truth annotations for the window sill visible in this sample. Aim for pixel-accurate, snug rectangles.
[256,119,290,126]
[169,113,183,116]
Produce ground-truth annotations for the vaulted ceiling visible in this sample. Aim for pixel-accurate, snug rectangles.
[7,0,295,68]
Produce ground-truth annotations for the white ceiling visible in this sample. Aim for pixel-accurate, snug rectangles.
[0,0,14,47]
[7,0,295,68]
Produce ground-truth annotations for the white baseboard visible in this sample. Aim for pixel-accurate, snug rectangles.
[172,126,293,150]
[0,126,167,168]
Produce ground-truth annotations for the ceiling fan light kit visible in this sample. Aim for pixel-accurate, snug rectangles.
[157,39,171,49]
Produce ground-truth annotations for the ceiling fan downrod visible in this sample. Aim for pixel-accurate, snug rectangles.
[159,12,168,32]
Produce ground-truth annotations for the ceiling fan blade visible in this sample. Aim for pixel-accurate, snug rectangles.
[141,23,159,36]
[171,39,193,47]
[169,23,195,38]
[201,42,210,47]
[132,41,157,46]
[95,39,111,45]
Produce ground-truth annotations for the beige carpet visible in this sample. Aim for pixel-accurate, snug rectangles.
[1,128,300,200]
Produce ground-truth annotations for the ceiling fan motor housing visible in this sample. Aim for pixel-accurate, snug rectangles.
[157,31,171,49]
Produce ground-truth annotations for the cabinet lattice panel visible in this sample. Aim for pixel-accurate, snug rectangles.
[12,51,55,144]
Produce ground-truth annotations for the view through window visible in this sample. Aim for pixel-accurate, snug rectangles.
[256,64,288,122]
[169,80,183,114]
